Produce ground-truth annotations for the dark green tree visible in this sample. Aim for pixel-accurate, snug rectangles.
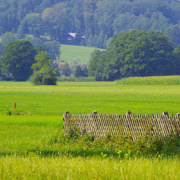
[0,40,36,81]
[60,62,71,77]
[74,65,88,78]
[173,45,180,75]
[0,32,17,55]
[89,30,175,81]
[43,41,61,60]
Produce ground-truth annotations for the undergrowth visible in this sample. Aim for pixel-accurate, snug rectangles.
[50,128,180,158]
[1,105,31,116]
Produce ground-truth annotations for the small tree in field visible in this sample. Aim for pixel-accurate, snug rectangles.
[31,51,57,85]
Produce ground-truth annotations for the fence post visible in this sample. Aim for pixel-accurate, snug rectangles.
[64,111,70,118]
[126,110,131,117]
[162,111,168,116]
[176,113,180,118]
[63,111,70,134]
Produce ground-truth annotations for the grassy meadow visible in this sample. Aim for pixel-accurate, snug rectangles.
[60,45,104,62]
[0,81,179,179]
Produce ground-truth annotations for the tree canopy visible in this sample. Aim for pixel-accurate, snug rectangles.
[0,0,179,48]
[31,51,57,85]
[88,30,178,81]
[0,40,36,81]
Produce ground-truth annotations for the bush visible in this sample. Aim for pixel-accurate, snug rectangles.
[31,66,57,85]
[51,128,180,157]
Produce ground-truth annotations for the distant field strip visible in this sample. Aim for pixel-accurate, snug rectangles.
[0,81,179,115]
[116,76,180,85]
[60,45,104,62]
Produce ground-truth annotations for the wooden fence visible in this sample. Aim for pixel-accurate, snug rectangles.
[63,111,180,140]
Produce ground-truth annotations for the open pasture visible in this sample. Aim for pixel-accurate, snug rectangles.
[0,81,179,179]
[0,81,179,115]
[60,45,104,62]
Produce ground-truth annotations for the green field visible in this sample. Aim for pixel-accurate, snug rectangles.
[60,45,104,62]
[0,81,179,115]
[116,76,180,85]
[0,81,179,179]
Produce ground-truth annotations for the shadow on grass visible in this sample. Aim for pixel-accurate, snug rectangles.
[0,149,118,158]
[30,149,119,158]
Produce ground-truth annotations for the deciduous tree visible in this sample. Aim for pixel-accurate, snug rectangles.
[0,40,36,81]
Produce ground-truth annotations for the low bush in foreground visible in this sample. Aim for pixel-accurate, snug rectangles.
[50,128,180,158]
[116,76,180,85]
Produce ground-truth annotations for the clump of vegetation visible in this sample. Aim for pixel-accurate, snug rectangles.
[116,76,180,85]
[51,127,180,158]
[31,51,57,85]
[3,105,31,116]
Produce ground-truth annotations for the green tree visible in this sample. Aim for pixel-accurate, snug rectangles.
[89,30,175,81]
[17,13,44,38]
[74,65,88,78]
[88,49,102,77]
[31,51,51,72]
[0,40,36,81]
[43,41,61,60]
[60,62,71,77]
[31,51,57,85]
[173,45,180,75]
[0,32,17,55]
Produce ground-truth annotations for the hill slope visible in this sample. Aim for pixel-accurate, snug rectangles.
[59,45,104,62]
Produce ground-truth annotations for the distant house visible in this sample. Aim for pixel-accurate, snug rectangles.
[54,61,65,69]
[66,33,85,41]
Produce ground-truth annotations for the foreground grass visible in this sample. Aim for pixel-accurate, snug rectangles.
[0,115,62,155]
[0,81,179,179]
[0,156,179,180]
[60,45,104,62]
[116,76,180,85]
[0,81,179,115]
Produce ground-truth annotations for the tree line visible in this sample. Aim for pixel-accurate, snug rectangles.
[0,30,179,83]
[0,39,88,84]
[0,0,180,48]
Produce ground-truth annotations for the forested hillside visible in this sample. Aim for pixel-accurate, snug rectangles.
[0,0,180,49]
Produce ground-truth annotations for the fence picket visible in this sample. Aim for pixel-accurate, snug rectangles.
[63,112,180,139]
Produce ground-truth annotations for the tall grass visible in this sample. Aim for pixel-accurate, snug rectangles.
[0,82,179,179]
[116,76,180,85]
[0,156,179,179]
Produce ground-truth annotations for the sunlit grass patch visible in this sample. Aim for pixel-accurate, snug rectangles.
[60,45,104,62]
[0,156,179,179]
[0,81,179,115]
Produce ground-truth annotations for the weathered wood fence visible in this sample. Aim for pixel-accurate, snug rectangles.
[63,111,180,140]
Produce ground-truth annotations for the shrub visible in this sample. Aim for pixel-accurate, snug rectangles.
[31,66,57,85]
